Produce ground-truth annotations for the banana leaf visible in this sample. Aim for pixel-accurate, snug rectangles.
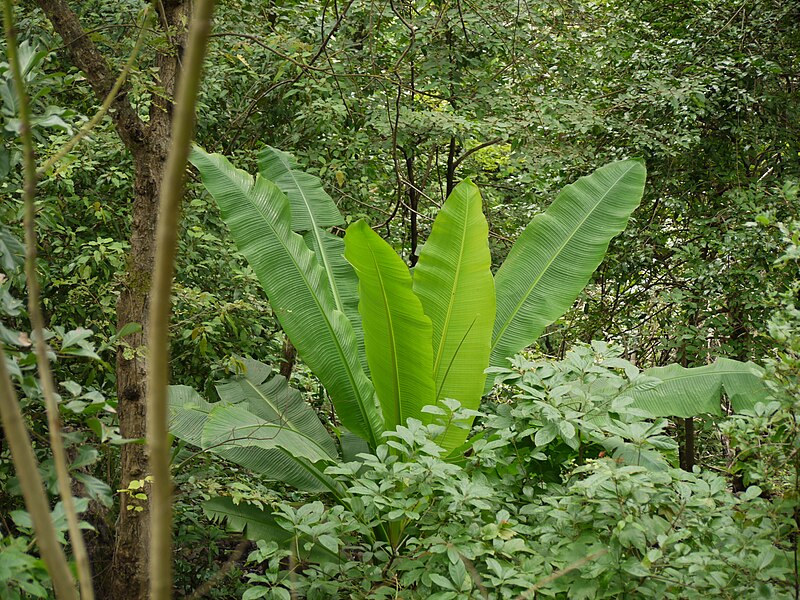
[490,160,646,378]
[190,147,382,446]
[215,358,337,459]
[344,220,436,432]
[629,358,769,417]
[413,180,494,450]
[257,145,343,231]
[259,147,363,359]
[203,497,339,562]
[169,385,340,493]
[303,229,368,374]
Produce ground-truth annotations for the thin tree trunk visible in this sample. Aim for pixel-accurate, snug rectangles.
[726,293,748,491]
[405,152,420,266]
[680,417,695,472]
[446,135,457,198]
[678,329,695,472]
[280,338,297,379]
[147,4,215,595]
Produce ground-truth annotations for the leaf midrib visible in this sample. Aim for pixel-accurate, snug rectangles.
[201,156,379,447]
[431,199,469,396]
[647,368,760,385]
[273,151,346,313]
[363,240,403,428]
[491,164,634,356]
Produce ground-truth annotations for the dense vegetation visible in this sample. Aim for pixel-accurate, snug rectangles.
[0,0,798,598]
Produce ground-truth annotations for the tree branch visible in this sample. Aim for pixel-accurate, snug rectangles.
[35,0,148,149]
[451,137,504,172]
[38,5,152,176]
[221,0,355,153]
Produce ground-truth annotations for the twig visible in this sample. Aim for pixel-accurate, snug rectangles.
[211,32,447,99]
[0,346,77,599]
[184,539,250,600]
[147,0,216,598]
[451,138,504,172]
[221,0,355,153]
[3,1,93,597]
[515,549,609,599]
[37,5,152,176]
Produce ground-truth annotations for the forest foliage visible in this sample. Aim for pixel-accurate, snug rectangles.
[0,0,799,598]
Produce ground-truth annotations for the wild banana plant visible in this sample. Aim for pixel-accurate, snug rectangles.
[171,147,767,549]
[167,148,650,543]
[179,146,645,448]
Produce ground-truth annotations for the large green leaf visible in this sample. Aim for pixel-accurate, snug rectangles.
[412,180,495,450]
[304,229,367,374]
[257,146,343,231]
[190,147,382,446]
[0,225,24,272]
[203,497,339,562]
[344,220,436,432]
[215,358,337,458]
[259,147,361,335]
[168,385,211,448]
[629,358,770,417]
[490,160,646,373]
[202,404,333,464]
[258,146,365,372]
[203,496,290,544]
[168,386,340,493]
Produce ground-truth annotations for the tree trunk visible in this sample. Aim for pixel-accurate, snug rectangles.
[679,417,695,472]
[445,135,457,198]
[405,152,420,266]
[111,151,164,600]
[279,338,297,380]
[36,2,188,597]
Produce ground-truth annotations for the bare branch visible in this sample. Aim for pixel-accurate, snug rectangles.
[515,549,609,599]
[221,0,356,153]
[451,138,504,172]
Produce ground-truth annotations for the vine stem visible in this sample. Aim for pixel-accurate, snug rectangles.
[0,347,77,599]
[37,4,152,177]
[146,1,215,598]
[2,0,93,597]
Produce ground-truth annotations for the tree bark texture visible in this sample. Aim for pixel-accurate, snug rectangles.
[279,337,296,380]
[35,2,188,598]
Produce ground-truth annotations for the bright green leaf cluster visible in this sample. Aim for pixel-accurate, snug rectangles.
[189,145,647,454]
